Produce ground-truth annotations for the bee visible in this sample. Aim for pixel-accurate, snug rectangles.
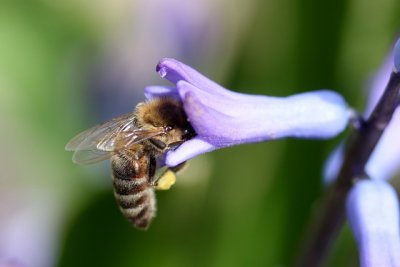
[65,97,195,230]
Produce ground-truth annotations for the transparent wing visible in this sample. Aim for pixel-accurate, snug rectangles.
[65,112,134,152]
[72,149,112,165]
[65,111,164,165]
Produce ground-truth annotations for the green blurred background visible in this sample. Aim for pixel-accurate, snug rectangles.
[1,0,399,266]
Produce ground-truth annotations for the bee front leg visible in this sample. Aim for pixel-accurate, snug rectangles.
[167,141,185,150]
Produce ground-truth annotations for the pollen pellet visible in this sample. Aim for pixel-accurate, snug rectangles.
[155,170,177,190]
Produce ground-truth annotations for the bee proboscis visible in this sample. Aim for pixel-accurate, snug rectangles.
[66,97,195,230]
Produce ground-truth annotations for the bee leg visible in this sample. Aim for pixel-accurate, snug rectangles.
[169,161,187,173]
[153,162,187,190]
[154,169,177,190]
[167,141,185,150]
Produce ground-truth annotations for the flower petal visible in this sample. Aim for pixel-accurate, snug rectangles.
[364,45,400,180]
[156,58,229,96]
[144,86,178,100]
[324,41,400,182]
[323,142,345,185]
[364,51,393,117]
[346,180,400,267]
[394,38,400,73]
[366,108,400,180]
[156,58,350,166]
[166,137,217,166]
[178,81,349,145]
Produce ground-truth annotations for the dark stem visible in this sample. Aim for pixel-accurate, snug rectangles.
[295,71,400,267]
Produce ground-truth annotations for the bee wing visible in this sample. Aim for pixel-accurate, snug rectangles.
[71,149,113,165]
[65,112,134,151]
[66,112,165,165]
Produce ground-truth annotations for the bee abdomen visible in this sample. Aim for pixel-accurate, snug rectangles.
[112,176,156,230]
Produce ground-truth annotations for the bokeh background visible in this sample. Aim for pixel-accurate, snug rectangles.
[1,0,400,266]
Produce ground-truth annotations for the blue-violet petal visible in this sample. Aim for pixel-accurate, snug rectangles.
[347,180,400,267]
[152,58,350,166]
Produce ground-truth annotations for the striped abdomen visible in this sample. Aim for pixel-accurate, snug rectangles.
[111,151,156,230]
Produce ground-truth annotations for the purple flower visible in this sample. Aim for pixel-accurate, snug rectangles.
[0,192,60,267]
[364,49,400,181]
[323,38,400,266]
[347,180,400,267]
[324,40,400,183]
[394,38,400,73]
[0,259,26,267]
[145,58,350,166]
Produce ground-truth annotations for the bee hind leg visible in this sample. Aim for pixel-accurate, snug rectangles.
[169,161,187,173]
[154,169,176,190]
[153,162,187,190]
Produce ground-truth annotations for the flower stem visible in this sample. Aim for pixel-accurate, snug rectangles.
[295,71,400,267]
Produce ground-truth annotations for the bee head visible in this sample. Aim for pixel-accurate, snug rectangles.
[138,98,196,144]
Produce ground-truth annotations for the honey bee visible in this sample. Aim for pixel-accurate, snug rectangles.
[65,97,195,230]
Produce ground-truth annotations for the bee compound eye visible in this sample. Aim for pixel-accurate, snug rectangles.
[182,129,193,140]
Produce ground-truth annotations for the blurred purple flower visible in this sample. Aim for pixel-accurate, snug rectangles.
[364,48,400,181]
[87,0,250,122]
[324,40,400,183]
[145,58,350,166]
[394,38,400,72]
[323,38,400,266]
[0,259,26,267]
[347,180,400,267]
[0,190,60,267]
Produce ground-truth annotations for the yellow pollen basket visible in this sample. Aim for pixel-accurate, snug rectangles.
[155,170,177,190]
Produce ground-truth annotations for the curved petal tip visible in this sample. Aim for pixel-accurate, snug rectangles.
[347,180,400,267]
